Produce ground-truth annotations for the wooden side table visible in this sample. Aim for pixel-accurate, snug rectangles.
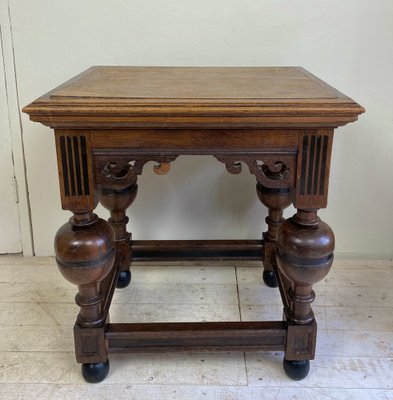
[23,67,364,383]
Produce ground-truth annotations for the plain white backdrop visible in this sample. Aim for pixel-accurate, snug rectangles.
[3,0,393,257]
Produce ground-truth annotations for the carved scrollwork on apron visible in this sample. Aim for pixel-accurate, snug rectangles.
[214,153,296,188]
[94,152,295,191]
[94,155,178,190]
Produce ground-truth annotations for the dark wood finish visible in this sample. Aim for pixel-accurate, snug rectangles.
[55,131,96,211]
[285,321,317,361]
[294,130,334,209]
[23,66,364,382]
[54,211,116,365]
[54,211,115,327]
[91,129,300,150]
[277,210,334,325]
[132,239,264,261]
[106,321,287,353]
[74,324,107,364]
[99,184,138,281]
[256,185,292,282]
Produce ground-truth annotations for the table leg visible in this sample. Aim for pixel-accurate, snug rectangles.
[100,184,138,289]
[256,183,292,287]
[54,210,116,383]
[276,209,334,380]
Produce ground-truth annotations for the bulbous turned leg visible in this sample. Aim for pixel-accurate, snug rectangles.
[54,211,116,383]
[256,184,292,288]
[99,184,138,289]
[276,209,334,380]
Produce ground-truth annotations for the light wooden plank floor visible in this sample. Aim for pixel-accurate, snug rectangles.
[0,255,392,399]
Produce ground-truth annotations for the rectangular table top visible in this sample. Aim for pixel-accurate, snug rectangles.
[51,66,340,100]
[23,66,364,129]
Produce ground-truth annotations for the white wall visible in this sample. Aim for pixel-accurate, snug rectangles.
[7,0,393,257]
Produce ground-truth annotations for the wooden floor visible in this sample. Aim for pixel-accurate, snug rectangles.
[0,255,392,399]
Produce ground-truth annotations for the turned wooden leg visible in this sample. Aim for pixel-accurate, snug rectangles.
[256,184,292,288]
[276,209,334,380]
[54,211,116,383]
[99,184,138,289]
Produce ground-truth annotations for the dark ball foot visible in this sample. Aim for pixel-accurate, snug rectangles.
[81,359,110,383]
[263,270,278,288]
[283,358,310,381]
[116,270,131,289]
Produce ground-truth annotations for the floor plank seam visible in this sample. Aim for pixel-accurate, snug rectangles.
[1,256,393,393]
[234,266,243,322]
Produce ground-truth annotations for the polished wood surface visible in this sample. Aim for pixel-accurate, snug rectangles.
[23,66,364,382]
[49,67,340,99]
[131,239,264,261]
[23,66,364,128]
[106,321,287,353]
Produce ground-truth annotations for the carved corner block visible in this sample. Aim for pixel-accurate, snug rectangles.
[55,130,96,211]
[285,321,317,360]
[294,130,334,209]
[74,324,107,364]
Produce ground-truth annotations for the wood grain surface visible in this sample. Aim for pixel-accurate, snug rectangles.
[23,67,365,128]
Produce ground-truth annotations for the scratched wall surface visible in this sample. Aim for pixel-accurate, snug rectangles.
[7,0,393,256]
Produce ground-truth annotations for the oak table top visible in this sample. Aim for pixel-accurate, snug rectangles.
[23,66,364,128]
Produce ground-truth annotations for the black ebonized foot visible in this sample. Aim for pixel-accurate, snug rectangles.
[81,360,110,383]
[263,270,278,288]
[282,358,310,381]
[116,270,131,289]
